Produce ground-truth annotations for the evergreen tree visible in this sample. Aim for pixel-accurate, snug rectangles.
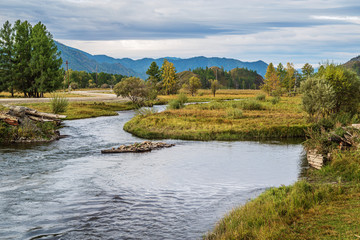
[13,20,32,97]
[161,59,177,95]
[301,63,314,80]
[0,21,15,95]
[30,22,62,97]
[146,61,161,83]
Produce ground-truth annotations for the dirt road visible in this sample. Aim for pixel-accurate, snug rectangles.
[0,90,127,104]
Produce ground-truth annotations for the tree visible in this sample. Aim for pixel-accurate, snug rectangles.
[210,79,220,97]
[300,77,336,119]
[146,61,161,83]
[276,63,287,89]
[183,76,201,96]
[161,59,177,95]
[301,63,314,80]
[13,20,32,97]
[285,62,296,95]
[30,22,62,97]
[262,63,280,95]
[317,63,360,114]
[0,21,15,95]
[113,77,149,103]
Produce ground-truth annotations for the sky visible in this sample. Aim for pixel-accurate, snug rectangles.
[1,0,359,68]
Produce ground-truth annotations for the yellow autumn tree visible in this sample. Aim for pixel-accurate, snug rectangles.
[262,63,280,95]
[161,59,177,95]
[285,62,296,95]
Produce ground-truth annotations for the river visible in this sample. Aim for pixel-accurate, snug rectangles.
[0,106,307,240]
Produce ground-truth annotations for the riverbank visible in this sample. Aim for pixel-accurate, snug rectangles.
[124,95,311,140]
[204,144,360,239]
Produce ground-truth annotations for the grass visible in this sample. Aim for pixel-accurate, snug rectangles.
[17,101,137,120]
[205,149,360,239]
[124,92,310,140]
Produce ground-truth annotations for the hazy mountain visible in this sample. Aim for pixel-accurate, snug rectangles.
[55,41,268,78]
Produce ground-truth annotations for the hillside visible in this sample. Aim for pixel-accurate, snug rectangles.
[343,55,360,76]
[55,41,268,78]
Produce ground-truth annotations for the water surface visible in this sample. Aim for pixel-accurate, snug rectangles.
[0,108,306,239]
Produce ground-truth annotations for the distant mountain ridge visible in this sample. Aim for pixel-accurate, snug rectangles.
[55,41,268,78]
[343,55,360,76]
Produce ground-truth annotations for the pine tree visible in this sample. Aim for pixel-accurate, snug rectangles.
[30,22,62,97]
[0,21,15,96]
[161,59,177,95]
[13,20,32,97]
[146,61,161,83]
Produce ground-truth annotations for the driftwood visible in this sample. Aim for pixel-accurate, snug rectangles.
[0,113,19,126]
[101,141,175,154]
[0,105,67,125]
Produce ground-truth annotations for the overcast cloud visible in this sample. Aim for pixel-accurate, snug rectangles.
[1,0,359,67]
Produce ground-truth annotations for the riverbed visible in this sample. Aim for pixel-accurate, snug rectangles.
[0,107,307,239]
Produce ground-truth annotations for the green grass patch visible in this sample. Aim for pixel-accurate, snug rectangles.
[124,95,310,140]
[17,101,137,120]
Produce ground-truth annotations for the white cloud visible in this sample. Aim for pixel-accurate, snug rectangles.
[312,15,360,24]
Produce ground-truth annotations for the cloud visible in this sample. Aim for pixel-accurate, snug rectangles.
[1,0,360,67]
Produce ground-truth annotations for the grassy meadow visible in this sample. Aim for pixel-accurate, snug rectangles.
[205,150,360,240]
[125,91,311,140]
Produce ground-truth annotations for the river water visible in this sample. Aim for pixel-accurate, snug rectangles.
[0,106,307,240]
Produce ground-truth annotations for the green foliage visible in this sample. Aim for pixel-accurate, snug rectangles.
[50,93,69,114]
[301,63,314,79]
[301,77,336,119]
[146,61,161,83]
[167,93,188,109]
[113,77,151,104]
[135,107,158,117]
[317,63,360,114]
[205,181,342,240]
[182,76,201,96]
[240,99,264,110]
[226,108,243,119]
[271,96,281,105]
[209,79,220,97]
[0,20,63,97]
[255,93,266,101]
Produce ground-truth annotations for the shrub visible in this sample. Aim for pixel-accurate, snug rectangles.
[226,108,243,119]
[113,77,150,104]
[135,107,158,117]
[70,82,78,90]
[301,77,336,119]
[271,96,281,105]
[240,100,264,110]
[101,83,110,88]
[167,93,188,110]
[255,93,266,101]
[50,94,69,114]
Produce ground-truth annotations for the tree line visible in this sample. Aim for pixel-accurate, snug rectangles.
[0,20,63,97]
[261,62,314,96]
[67,70,125,89]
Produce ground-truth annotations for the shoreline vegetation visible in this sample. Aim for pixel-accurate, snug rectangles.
[124,90,311,141]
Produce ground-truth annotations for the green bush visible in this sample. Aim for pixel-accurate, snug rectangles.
[167,93,188,110]
[50,94,69,114]
[256,94,266,101]
[226,108,243,119]
[240,100,264,110]
[271,96,281,105]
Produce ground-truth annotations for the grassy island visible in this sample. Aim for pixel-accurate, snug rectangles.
[124,92,311,141]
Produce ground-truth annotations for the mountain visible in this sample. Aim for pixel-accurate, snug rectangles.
[55,41,268,78]
[343,55,360,76]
